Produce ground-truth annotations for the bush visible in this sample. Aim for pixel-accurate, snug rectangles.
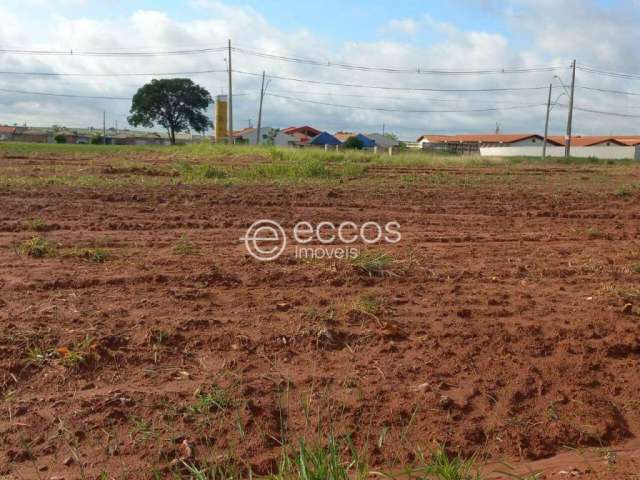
[343,136,364,150]
[53,134,67,144]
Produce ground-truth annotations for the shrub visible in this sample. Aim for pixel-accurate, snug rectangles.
[344,136,364,150]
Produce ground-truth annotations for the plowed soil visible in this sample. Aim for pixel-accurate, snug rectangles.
[1,151,639,479]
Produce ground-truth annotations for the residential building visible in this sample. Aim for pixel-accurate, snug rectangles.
[417,134,562,153]
[308,132,342,147]
[0,126,16,141]
[282,126,322,146]
[365,133,400,149]
[233,127,299,147]
[334,132,376,148]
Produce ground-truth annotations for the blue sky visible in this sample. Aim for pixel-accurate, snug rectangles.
[1,0,639,138]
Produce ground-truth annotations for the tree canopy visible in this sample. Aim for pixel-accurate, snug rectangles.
[344,136,364,150]
[128,78,212,145]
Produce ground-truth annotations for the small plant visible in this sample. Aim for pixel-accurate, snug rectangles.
[631,262,640,274]
[26,218,48,231]
[71,247,111,263]
[173,236,200,255]
[16,236,58,258]
[56,336,95,368]
[615,184,639,198]
[408,447,482,480]
[187,385,232,413]
[587,227,604,239]
[351,296,382,318]
[270,436,369,480]
[351,251,395,277]
[25,345,49,366]
[129,417,156,441]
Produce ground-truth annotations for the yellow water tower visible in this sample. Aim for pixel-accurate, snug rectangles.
[215,95,228,143]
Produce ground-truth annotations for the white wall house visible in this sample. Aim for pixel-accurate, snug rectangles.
[237,127,299,147]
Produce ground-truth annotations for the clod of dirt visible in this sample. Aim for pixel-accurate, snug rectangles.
[439,395,454,410]
[170,439,194,466]
[622,303,633,314]
[457,309,472,319]
[276,302,291,312]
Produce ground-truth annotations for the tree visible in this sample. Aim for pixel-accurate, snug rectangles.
[54,134,67,144]
[344,136,364,150]
[128,79,212,145]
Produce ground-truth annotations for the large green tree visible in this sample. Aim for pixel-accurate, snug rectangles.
[128,78,212,145]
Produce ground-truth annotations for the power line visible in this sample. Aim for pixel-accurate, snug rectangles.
[0,47,228,57]
[576,64,640,80]
[267,92,546,114]
[0,69,228,77]
[233,45,568,75]
[0,87,131,100]
[0,87,251,100]
[235,70,550,93]
[577,85,640,97]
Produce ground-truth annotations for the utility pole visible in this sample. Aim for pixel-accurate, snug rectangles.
[103,111,106,145]
[542,83,552,160]
[227,39,234,144]
[565,59,576,158]
[256,71,266,145]
[115,120,118,135]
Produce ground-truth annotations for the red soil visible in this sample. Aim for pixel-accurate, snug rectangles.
[0,153,639,479]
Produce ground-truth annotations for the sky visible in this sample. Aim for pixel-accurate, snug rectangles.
[0,0,639,140]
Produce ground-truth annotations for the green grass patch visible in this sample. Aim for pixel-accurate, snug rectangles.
[187,385,233,414]
[16,236,58,258]
[68,247,111,263]
[173,236,201,256]
[351,251,395,277]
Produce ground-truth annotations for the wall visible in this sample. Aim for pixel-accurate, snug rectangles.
[480,145,640,160]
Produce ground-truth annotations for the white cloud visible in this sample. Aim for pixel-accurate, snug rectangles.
[0,1,638,138]
[386,18,420,35]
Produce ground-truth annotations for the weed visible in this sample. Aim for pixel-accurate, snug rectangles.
[270,435,369,480]
[173,236,201,256]
[187,385,233,414]
[587,227,605,239]
[16,236,58,258]
[408,447,482,480]
[632,263,640,274]
[615,183,639,198]
[129,417,156,441]
[26,218,48,231]
[57,336,95,368]
[351,251,395,277]
[350,296,382,318]
[25,345,49,366]
[70,247,111,262]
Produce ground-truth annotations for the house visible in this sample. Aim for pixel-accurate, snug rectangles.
[233,127,299,147]
[365,133,400,149]
[417,134,562,153]
[282,126,322,146]
[547,135,640,147]
[308,132,342,147]
[14,129,49,143]
[334,132,376,149]
[0,126,16,141]
[112,131,166,146]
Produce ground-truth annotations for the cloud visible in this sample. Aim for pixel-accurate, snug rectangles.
[0,1,638,138]
[386,18,420,35]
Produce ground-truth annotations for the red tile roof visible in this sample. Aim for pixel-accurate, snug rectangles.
[418,133,562,145]
[0,126,16,134]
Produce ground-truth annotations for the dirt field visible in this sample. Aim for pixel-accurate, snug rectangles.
[1,146,639,479]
